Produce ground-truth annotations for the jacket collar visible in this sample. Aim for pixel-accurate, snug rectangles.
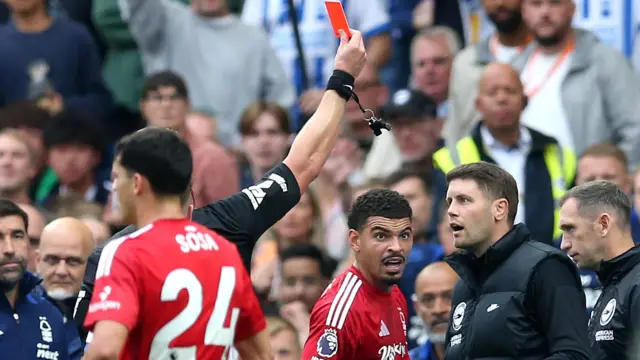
[1,271,41,309]
[470,122,558,156]
[596,245,640,287]
[445,223,531,287]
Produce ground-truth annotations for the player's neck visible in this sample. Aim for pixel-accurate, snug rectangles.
[352,261,392,293]
[496,23,529,47]
[472,223,511,257]
[603,234,635,263]
[135,198,186,228]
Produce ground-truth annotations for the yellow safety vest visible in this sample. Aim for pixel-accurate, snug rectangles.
[433,137,576,240]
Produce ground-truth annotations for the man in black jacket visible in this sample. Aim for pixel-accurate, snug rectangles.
[443,161,592,360]
[73,29,368,346]
[559,180,640,359]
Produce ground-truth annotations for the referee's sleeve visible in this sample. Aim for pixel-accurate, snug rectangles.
[527,257,593,360]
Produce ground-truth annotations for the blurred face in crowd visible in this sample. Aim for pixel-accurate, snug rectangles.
[350,216,413,288]
[477,63,524,133]
[81,218,112,246]
[482,0,524,33]
[192,0,228,17]
[19,204,45,273]
[270,328,301,360]
[412,35,452,104]
[37,218,94,300]
[274,192,315,245]
[390,176,433,237]
[437,207,456,255]
[413,262,458,344]
[279,256,329,311]
[0,215,28,291]
[522,0,575,46]
[186,112,217,143]
[142,86,189,131]
[634,172,640,211]
[559,198,608,269]
[0,133,36,195]
[392,116,442,162]
[242,111,289,171]
[346,65,387,145]
[49,144,100,188]
[577,155,630,193]
[2,0,44,15]
[447,179,503,251]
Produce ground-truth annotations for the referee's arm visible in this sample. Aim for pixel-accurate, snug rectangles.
[528,257,593,360]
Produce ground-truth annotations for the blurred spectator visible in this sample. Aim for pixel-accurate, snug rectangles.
[576,143,631,193]
[433,63,575,245]
[446,0,531,147]
[140,71,239,207]
[275,244,333,348]
[386,167,444,349]
[0,0,112,117]
[40,110,109,209]
[241,0,390,127]
[186,110,218,144]
[435,202,455,255]
[35,217,94,316]
[239,102,291,189]
[0,129,38,205]
[515,0,640,166]
[409,261,458,358]
[19,203,46,273]
[52,193,112,245]
[266,316,302,360]
[120,0,294,148]
[411,26,461,119]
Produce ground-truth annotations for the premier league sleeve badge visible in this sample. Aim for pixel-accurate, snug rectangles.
[316,328,338,358]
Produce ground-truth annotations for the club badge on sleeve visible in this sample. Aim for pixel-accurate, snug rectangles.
[317,328,338,358]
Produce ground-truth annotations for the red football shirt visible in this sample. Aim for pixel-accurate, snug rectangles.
[84,219,265,359]
[302,265,410,360]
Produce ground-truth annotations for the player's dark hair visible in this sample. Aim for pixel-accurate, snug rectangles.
[280,243,336,278]
[348,188,412,231]
[115,127,192,197]
[384,167,433,196]
[141,71,189,100]
[560,180,632,227]
[0,200,28,230]
[446,162,519,225]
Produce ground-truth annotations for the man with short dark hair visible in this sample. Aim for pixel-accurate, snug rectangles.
[302,188,413,359]
[0,199,81,359]
[559,180,640,359]
[443,161,591,360]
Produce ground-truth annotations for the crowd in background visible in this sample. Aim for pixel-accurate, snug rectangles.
[0,0,640,358]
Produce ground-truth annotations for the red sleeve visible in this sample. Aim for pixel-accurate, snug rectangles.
[234,262,266,342]
[83,239,140,331]
[301,299,359,360]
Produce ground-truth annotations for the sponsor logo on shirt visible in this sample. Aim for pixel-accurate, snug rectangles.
[450,333,463,347]
[595,330,614,342]
[88,286,121,313]
[397,307,407,337]
[600,298,616,326]
[452,302,466,331]
[316,328,338,358]
[377,343,407,360]
[36,316,59,360]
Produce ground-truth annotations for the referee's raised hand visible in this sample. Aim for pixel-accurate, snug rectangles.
[334,29,366,79]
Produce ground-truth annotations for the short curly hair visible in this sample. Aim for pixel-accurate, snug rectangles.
[347,188,412,231]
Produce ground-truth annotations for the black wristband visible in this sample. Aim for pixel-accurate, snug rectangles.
[326,70,355,101]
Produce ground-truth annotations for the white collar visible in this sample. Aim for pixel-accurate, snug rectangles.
[480,124,532,150]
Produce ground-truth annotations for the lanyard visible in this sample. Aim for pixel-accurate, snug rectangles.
[523,40,575,97]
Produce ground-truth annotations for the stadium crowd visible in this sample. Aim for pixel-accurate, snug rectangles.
[0,0,640,359]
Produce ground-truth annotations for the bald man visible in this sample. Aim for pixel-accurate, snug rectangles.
[19,203,46,272]
[36,217,95,316]
[433,62,576,245]
[410,262,458,360]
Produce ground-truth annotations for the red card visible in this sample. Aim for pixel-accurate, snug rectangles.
[325,0,352,38]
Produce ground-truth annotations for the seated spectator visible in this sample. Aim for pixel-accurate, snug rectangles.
[0,129,38,205]
[273,244,334,348]
[40,110,109,208]
[140,71,239,207]
[239,102,291,189]
[186,110,218,145]
[120,0,294,148]
[0,0,112,117]
[52,193,112,245]
[266,316,302,360]
[18,203,46,273]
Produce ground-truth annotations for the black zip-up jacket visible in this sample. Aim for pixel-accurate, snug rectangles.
[589,245,640,359]
[444,224,592,360]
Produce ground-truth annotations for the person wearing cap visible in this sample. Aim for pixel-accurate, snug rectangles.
[433,63,575,246]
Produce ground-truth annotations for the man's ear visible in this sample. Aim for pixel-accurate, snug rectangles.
[493,199,509,222]
[348,229,361,252]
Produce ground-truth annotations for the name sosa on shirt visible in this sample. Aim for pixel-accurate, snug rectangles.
[175,225,220,253]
